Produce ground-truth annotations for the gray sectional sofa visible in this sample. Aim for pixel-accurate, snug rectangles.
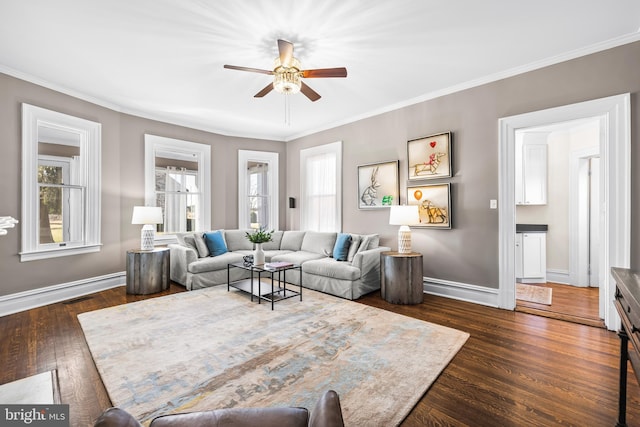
[168,230,390,300]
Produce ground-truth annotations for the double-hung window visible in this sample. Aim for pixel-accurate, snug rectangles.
[300,141,342,232]
[145,134,211,243]
[21,104,101,261]
[238,150,278,231]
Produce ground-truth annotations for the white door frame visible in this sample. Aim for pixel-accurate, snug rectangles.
[498,93,630,330]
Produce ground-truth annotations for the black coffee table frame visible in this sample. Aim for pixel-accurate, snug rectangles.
[227,262,302,310]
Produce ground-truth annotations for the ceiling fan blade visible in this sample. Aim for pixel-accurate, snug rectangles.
[254,83,274,98]
[224,65,273,75]
[300,81,321,102]
[277,39,294,68]
[302,68,348,78]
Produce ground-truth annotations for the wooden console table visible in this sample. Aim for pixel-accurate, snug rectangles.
[612,267,640,427]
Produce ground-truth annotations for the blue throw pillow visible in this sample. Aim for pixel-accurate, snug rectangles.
[203,231,228,257]
[333,233,352,261]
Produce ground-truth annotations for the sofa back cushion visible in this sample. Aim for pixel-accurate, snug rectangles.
[333,233,352,261]
[262,230,284,250]
[301,231,337,256]
[280,231,306,251]
[224,230,254,251]
[204,231,228,256]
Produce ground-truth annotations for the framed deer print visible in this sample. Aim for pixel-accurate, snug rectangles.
[358,160,399,209]
[407,183,451,228]
[407,131,452,181]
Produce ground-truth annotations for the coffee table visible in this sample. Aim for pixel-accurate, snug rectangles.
[227,262,302,310]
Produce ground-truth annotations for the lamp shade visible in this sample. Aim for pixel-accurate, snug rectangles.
[131,206,163,225]
[389,205,419,226]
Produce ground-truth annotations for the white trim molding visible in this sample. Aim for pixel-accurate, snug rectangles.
[0,272,125,317]
[424,277,500,308]
[546,269,571,285]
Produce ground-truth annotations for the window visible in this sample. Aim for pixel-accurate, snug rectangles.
[238,150,278,230]
[21,103,101,261]
[300,141,342,232]
[145,135,211,243]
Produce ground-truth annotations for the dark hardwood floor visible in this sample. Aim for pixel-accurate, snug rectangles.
[516,282,604,328]
[1,284,639,426]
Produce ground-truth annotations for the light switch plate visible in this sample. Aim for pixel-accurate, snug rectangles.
[490,199,497,209]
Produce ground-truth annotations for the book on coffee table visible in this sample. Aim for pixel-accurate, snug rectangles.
[264,261,294,269]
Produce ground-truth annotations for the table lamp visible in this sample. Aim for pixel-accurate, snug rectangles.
[389,205,419,254]
[131,206,163,250]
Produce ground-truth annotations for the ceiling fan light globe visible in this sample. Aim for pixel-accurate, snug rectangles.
[273,71,301,94]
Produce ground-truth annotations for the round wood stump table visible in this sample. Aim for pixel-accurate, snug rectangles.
[380,251,424,304]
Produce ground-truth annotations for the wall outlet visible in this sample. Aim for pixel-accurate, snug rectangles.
[490,199,498,209]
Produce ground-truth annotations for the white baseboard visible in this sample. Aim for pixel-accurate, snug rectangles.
[546,269,570,285]
[423,277,500,308]
[0,272,125,317]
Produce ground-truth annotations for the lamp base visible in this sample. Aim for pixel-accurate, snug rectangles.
[398,225,412,254]
[140,224,155,251]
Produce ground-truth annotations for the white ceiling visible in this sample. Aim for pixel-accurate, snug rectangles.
[1,1,639,141]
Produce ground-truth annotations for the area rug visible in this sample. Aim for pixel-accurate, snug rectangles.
[0,370,60,404]
[78,285,469,426]
[516,283,553,305]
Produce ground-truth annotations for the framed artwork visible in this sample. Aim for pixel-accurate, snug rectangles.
[407,131,452,181]
[407,183,451,228]
[357,160,399,209]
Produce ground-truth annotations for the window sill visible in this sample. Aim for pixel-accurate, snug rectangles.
[20,244,102,262]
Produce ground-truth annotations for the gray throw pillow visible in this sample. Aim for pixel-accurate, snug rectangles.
[193,233,210,258]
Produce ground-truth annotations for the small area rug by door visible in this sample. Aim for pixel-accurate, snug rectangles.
[516,283,553,305]
[78,285,469,426]
[0,370,60,404]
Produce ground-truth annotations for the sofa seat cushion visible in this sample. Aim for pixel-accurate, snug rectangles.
[188,252,245,274]
[270,251,325,265]
[303,258,361,281]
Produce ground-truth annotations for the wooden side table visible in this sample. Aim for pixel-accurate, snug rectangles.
[126,248,170,295]
[380,251,424,304]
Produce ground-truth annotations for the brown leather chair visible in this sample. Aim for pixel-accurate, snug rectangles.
[94,390,344,427]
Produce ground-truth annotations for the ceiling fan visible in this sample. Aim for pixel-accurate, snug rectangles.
[224,39,347,102]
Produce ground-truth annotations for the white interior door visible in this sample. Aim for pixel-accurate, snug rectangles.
[589,157,600,288]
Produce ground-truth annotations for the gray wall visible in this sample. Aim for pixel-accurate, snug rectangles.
[287,40,640,289]
[0,72,285,297]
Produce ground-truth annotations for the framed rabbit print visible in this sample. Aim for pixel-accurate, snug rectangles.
[357,160,399,209]
[407,131,452,181]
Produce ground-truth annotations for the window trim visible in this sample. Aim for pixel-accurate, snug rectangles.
[144,134,211,244]
[21,103,102,261]
[300,141,342,232]
[238,150,279,231]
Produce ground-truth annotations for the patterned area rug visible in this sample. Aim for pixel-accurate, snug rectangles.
[516,283,553,305]
[79,285,469,426]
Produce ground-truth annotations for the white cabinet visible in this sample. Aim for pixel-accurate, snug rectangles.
[515,232,546,283]
[515,137,548,205]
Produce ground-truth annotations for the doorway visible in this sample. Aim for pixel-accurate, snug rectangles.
[497,93,631,331]
[513,119,603,326]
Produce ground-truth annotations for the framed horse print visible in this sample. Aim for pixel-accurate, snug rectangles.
[407,183,451,228]
[357,160,399,209]
[407,131,452,181]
